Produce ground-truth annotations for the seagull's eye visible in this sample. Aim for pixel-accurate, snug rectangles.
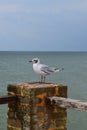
[34,60,38,63]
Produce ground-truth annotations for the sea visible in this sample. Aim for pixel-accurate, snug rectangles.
[0,51,87,130]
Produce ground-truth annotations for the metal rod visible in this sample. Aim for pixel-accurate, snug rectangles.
[0,95,18,104]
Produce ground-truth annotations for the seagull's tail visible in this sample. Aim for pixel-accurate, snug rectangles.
[54,68,64,72]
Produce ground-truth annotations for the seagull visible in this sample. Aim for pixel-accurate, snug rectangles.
[29,58,64,83]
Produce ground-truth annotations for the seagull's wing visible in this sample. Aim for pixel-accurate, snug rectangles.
[40,65,54,75]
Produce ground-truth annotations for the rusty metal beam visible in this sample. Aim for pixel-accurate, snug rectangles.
[0,95,18,104]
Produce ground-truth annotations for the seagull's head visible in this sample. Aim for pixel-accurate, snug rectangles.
[29,58,40,64]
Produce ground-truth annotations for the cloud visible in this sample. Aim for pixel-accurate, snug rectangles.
[64,1,87,13]
[0,0,87,16]
[0,4,21,14]
[0,0,87,50]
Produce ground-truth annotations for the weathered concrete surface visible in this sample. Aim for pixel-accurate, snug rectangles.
[7,82,67,130]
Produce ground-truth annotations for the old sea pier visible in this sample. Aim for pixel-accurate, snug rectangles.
[0,82,87,130]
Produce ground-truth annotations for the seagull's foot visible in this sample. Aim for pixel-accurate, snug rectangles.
[39,81,45,84]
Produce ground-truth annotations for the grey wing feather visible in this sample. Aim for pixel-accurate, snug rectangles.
[41,66,54,75]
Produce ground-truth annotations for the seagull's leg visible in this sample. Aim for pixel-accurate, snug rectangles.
[43,76,46,83]
[40,75,46,83]
[40,75,43,83]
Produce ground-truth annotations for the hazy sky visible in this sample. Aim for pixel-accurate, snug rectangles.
[0,0,87,51]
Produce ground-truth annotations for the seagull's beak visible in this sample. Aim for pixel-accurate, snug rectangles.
[29,60,32,63]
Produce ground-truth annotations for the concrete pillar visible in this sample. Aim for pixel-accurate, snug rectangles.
[7,82,67,130]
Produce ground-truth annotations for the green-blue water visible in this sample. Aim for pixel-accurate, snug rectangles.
[0,51,87,130]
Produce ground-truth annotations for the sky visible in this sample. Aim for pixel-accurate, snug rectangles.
[0,0,87,51]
